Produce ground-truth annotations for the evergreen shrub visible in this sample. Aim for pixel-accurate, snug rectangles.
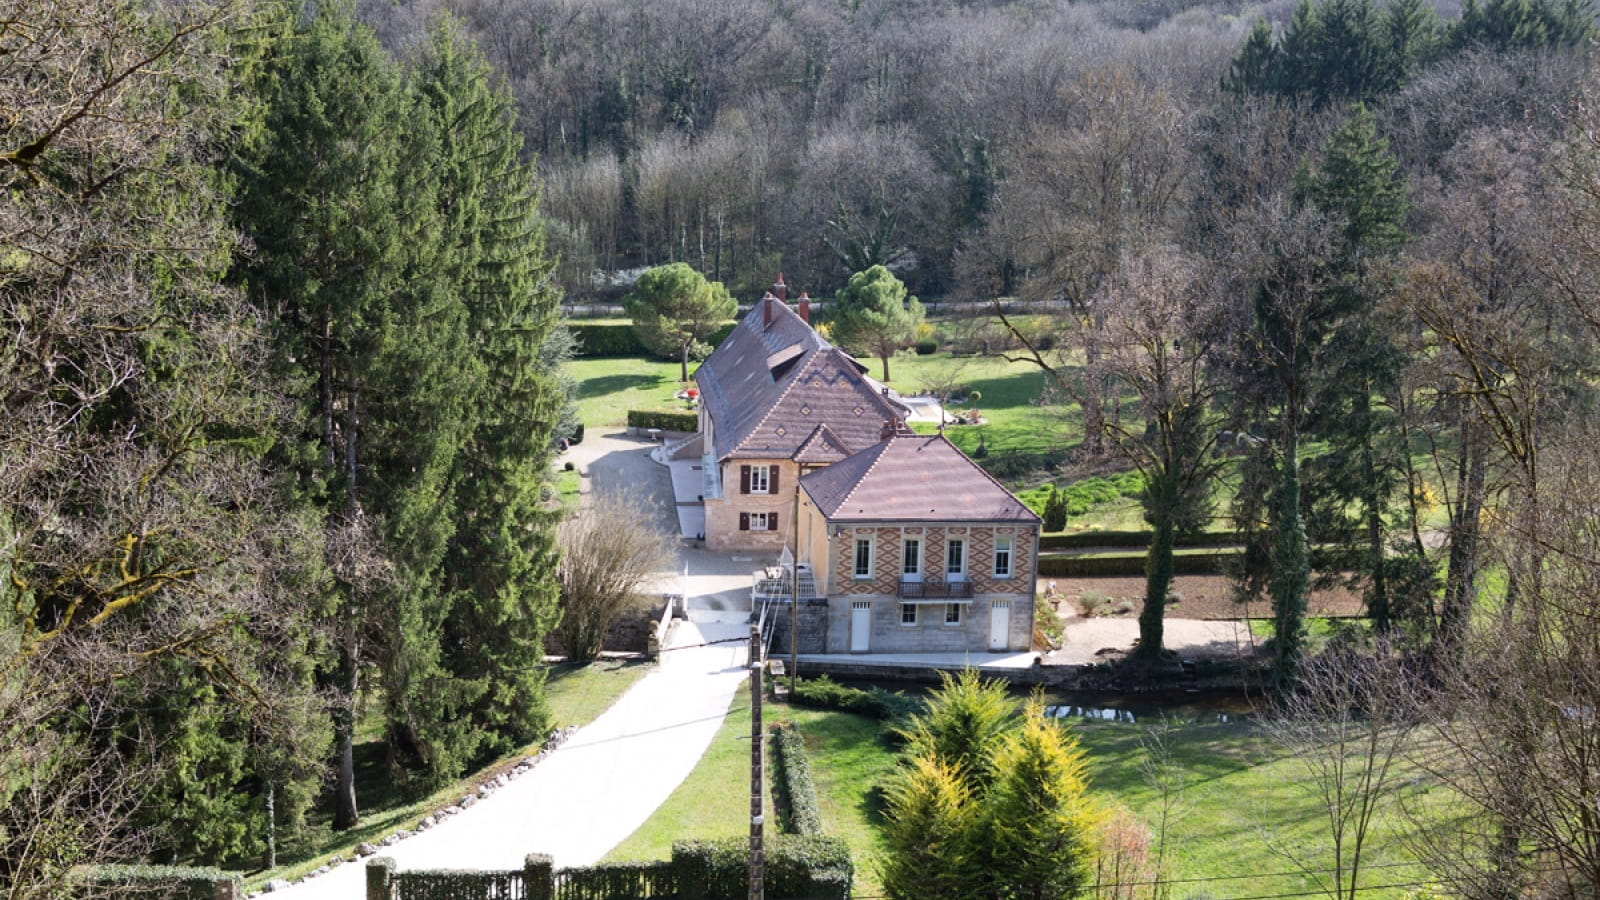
[790,675,919,720]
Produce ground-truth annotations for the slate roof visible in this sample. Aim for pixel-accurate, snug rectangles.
[799,433,1041,524]
[792,424,853,464]
[695,296,908,461]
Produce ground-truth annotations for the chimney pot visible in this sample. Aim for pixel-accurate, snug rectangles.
[773,272,788,302]
[798,292,811,325]
[761,292,776,327]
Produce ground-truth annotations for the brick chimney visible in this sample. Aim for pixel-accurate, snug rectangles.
[879,418,904,441]
[772,273,787,302]
[761,291,777,327]
[797,291,811,325]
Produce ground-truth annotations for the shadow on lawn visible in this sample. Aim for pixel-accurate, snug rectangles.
[574,372,672,399]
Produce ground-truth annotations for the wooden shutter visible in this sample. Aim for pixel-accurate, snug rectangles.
[768,513,779,532]
[740,465,751,494]
[739,512,750,531]
[769,465,779,493]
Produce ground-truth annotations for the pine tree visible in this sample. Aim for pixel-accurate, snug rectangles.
[828,265,925,382]
[624,263,736,382]
[984,700,1100,900]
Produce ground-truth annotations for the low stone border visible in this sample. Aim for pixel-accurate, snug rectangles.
[251,724,582,895]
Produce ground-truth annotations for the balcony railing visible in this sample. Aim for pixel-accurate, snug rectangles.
[898,579,973,599]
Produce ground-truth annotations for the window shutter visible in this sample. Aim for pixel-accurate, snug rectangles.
[739,512,750,531]
[740,465,751,494]
[769,466,779,493]
[768,514,779,532]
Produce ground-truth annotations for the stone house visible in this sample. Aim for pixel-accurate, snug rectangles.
[779,428,1041,654]
[690,282,909,552]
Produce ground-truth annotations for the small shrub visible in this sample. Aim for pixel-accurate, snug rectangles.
[1079,591,1110,617]
[1042,485,1068,532]
[572,423,585,444]
[914,338,938,355]
[1035,601,1065,648]
[563,460,576,471]
[1111,599,1135,616]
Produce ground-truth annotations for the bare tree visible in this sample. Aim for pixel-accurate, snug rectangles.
[1262,645,1419,900]
[556,488,676,662]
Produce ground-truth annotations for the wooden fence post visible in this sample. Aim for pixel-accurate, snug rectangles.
[524,853,555,900]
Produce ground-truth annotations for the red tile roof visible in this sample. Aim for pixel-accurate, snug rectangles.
[799,433,1040,523]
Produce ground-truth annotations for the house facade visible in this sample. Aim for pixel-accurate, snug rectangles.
[693,282,909,552]
[788,429,1041,654]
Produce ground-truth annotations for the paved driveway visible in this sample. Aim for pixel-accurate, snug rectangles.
[267,433,755,897]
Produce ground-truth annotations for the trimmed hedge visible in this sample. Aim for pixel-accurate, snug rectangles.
[394,869,522,899]
[790,675,919,720]
[556,860,678,900]
[1038,550,1236,577]
[772,724,823,837]
[627,409,699,432]
[1039,531,1239,551]
[671,835,851,900]
[74,864,240,899]
[1037,546,1359,577]
[570,322,737,358]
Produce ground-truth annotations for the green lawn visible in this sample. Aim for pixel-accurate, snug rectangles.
[566,356,687,430]
[613,696,1440,899]
[252,659,650,890]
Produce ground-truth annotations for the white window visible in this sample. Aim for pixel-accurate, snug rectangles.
[741,511,778,531]
[902,539,921,579]
[994,537,1013,578]
[945,603,962,626]
[947,539,965,580]
[900,603,917,626]
[749,465,771,494]
[854,538,873,578]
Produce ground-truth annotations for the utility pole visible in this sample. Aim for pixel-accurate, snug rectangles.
[748,624,764,900]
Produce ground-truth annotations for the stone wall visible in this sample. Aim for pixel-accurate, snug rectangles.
[704,457,802,552]
[768,599,829,654]
[822,593,1033,654]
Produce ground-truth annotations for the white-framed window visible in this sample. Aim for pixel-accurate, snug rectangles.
[741,511,778,531]
[900,603,917,626]
[945,603,962,626]
[947,539,966,580]
[902,539,921,579]
[994,537,1013,578]
[749,465,771,494]
[854,538,873,578]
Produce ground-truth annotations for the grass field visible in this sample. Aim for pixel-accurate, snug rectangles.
[611,695,1438,899]
[252,659,651,890]
[566,356,686,430]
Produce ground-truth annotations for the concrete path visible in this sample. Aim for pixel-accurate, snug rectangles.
[266,619,750,898]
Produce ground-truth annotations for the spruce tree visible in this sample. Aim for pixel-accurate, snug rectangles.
[418,15,567,762]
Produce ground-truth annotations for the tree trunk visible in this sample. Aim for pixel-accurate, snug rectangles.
[1081,332,1105,456]
[680,339,690,383]
[1437,415,1485,663]
[1271,425,1309,691]
[1139,497,1176,659]
[1358,389,1389,633]
[332,633,360,829]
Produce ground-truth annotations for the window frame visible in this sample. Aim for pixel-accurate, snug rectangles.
[944,603,962,626]
[946,538,966,581]
[994,536,1013,578]
[749,465,771,494]
[900,603,918,626]
[902,538,922,580]
[853,537,873,579]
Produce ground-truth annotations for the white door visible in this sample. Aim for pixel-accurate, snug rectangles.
[988,600,1011,651]
[850,601,872,652]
